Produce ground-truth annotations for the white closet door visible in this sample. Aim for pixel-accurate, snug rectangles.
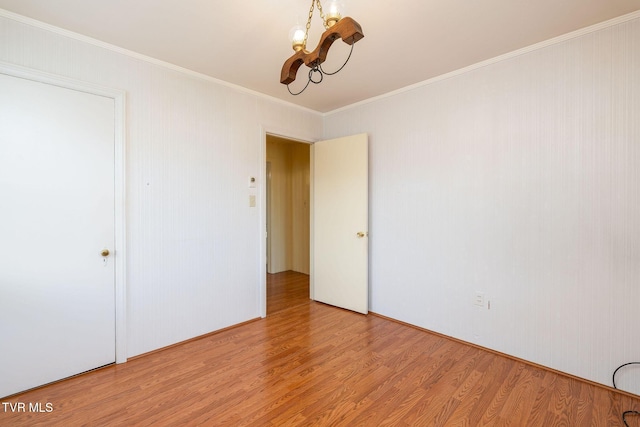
[0,73,116,397]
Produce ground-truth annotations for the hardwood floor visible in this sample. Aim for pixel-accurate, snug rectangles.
[267,271,310,314]
[2,271,639,426]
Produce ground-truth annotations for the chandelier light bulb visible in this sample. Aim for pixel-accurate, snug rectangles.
[289,25,306,51]
[325,0,343,27]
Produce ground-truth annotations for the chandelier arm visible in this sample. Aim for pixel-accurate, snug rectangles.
[281,51,307,85]
[287,74,313,96]
[318,43,354,76]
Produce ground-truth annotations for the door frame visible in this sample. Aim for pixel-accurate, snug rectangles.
[259,126,314,317]
[1,61,128,363]
[266,161,272,273]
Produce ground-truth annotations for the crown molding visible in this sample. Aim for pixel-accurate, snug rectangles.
[2,7,638,118]
[325,10,640,116]
[0,8,323,117]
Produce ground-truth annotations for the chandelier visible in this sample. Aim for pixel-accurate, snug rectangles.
[280,0,364,95]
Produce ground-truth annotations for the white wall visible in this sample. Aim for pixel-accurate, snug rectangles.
[0,13,322,357]
[325,17,640,394]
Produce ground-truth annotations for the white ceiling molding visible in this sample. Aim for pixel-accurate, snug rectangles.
[1,2,639,114]
[0,8,323,116]
[326,10,640,116]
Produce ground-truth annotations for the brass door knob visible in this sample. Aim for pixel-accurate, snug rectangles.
[356,232,368,238]
[101,249,110,257]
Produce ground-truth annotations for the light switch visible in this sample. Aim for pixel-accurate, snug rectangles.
[249,195,256,207]
[248,176,256,188]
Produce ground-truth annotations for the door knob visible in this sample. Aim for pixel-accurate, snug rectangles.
[101,249,110,257]
[356,232,368,238]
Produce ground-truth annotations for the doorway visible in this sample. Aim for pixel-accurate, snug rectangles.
[265,135,310,314]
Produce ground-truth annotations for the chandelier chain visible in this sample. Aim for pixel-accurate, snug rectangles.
[303,0,328,50]
[316,0,328,29]
[303,0,314,49]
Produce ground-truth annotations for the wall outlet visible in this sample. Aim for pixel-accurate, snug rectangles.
[474,292,485,307]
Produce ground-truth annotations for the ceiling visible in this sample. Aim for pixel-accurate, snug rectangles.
[1,0,639,113]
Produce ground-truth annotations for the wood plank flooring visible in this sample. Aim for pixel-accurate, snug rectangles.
[267,271,310,314]
[1,271,639,426]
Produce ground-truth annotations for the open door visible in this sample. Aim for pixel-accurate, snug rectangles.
[311,133,368,314]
